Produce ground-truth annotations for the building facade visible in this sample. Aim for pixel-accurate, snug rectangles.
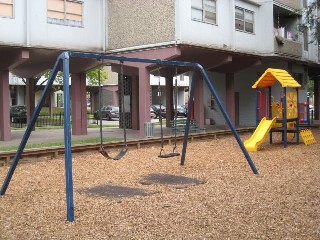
[0,0,319,140]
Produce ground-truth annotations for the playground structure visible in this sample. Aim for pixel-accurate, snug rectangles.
[245,68,316,152]
[1,52,259,222]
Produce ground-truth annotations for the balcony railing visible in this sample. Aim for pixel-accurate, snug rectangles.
[274,0,301,10]
[274,37,302,58]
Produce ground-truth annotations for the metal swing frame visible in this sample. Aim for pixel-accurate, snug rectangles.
[98,62,128,160]
[157,66,180,158]
[1,51,259,223]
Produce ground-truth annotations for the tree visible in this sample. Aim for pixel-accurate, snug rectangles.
[298,0,320,43]
[86,68,108,86]
[37,67,108,91]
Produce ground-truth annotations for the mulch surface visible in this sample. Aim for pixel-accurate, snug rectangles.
[1,130,320,239]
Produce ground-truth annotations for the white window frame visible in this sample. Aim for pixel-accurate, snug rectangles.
[191,0,217,25]
[47,0,83,27]
[235,6,254,34]
[0,0,14,18]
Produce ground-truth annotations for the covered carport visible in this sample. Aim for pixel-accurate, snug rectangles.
[0,47,101,141]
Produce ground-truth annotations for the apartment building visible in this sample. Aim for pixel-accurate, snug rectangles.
[107,0,319,135]
[0,0,106,140]
[0,0,319,141]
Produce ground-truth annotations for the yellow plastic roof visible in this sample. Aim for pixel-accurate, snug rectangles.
[252,68,301,88]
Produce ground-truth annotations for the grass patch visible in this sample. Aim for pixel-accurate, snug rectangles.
[40,107,93,115]
[39,107,65,115]
[0,137,121,152]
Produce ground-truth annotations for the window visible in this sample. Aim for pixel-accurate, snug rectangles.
[47,0,83,27]
[191,0,216,24]
[0,0,13,18]
[235,7,254,33]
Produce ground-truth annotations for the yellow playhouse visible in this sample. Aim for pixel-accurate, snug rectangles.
[244,68,302,151]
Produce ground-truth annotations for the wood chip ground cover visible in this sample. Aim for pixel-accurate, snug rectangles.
[0,131,320,239]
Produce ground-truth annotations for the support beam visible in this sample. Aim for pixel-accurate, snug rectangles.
[194,72,205,127]
[0,49,29,70]
[71,73,88,135]
[0,71,11,141]
[138,67,151,138]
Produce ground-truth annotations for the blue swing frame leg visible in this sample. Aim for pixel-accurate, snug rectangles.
[63,53,75,222]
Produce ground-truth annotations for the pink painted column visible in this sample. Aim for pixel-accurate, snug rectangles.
[226,73,235,125]
[26,78,35,124]
[138,67,151,138]
[71,73,87,135]
[193,73,205,127]
[131,75,139,130]
[0,71,11,141]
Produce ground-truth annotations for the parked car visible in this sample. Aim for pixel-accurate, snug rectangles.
[150,107,156,119]
[175,105,187,117]
[94,106,119,120]
[10,105,27,123]
[151,105,166,118]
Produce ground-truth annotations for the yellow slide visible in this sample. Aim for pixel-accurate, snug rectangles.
[244,117,276,152]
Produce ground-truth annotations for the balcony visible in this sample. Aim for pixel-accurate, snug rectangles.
[274,0,301,10]
[273,1,302,59]
[274,37,302,58]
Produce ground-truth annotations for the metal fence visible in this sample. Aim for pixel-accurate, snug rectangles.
[11,112,63,128]
[11,112,98,128]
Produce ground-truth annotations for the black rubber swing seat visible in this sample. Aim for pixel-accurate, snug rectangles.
[99,146,128,160]
[158,152,180,158]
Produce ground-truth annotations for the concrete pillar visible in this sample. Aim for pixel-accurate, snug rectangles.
[226,73,236,125]
[138,67,151,138]
[71,73,87,135]
[193,72,205,127]
[0,71,11,141]
[26,78,35,124]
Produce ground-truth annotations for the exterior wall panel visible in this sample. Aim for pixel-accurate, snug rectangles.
[0,0,26,46]
[177,0,233,49]
[0,0,105,51]
[29,0,104,51]
[178,0,274,55]
[108,0,175,50]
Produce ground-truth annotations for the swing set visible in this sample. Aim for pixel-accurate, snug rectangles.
[156,66,180,158]
[97,62,128,160]
[0,51,259,222]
